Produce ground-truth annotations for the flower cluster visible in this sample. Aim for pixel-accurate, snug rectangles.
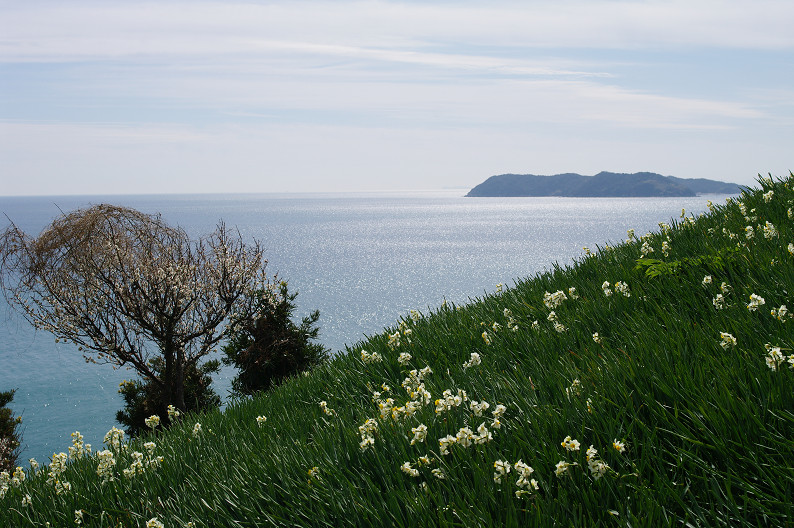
[104,426,126,452]
[763,221,778,239]
[463,352,482,369]
[68,431,91,460]
[493,459,511,484]
[554,460,573,477]
[319,401,336,416]
[747,293,766,311]
[400,461,420,477]
[411,424,428,445]
[503,308,519,331]
[561,435,581,451]
[513,461,539,498]
[547,311,567,333]
[434,388,468,414]
[256,415,267,427]
[720,332,737,349]
[371,368,433,421]
[640,240,654,257]
[123,451,146,479]
[614,281,630,297]
[0,467,27,500]
[358,418,378,451]
[46,452,71,495]
[491,404,507,429]
[470,400,490,416]
[438,423,493,455]
[764,344,794,371]
[398,352,412,365]
[96,450,116,484]
[387,331,401,350]
[543,290,568,309]
[360,350,383,364]
[585,445,610,479]
[167,404,181,421]
[144,414,160,430]
[770,305,790,321]
[122,442,163,479]
[712,293,726,310]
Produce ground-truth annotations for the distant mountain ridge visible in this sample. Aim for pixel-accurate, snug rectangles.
[466,171,742,197]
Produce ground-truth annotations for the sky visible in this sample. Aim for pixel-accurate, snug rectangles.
[1,0,793,196]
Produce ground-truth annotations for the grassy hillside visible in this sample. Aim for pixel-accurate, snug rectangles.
[2,174,793,527]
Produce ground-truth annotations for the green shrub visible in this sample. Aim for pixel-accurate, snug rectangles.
[222,281,329,396]
[115,359,221,437]
[0,389,22,472]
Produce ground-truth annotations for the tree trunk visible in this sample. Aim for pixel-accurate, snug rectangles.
[174,347,186,412]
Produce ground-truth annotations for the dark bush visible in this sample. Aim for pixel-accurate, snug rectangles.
[223,282,329,397]
[0,389,22,472]
[116,359,221,437]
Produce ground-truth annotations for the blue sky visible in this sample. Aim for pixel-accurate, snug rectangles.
[1,0,792,195]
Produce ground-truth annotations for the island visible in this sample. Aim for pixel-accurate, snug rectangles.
[465,171,742,197]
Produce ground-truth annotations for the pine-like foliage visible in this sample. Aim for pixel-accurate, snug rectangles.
[223,282,329,396]
[0,390,22,472]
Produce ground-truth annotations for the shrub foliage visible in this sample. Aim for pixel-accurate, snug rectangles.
[222,282,329,396]
[0,389,22,472]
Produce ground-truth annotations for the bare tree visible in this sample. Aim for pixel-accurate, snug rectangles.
[0,204,274,412]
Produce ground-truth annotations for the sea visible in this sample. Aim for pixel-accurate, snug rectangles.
[0,190,733,465]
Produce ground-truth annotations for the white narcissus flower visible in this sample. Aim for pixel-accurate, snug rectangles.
[410,424,428,445]
[765,345,784,371]
[561,435,581,451]
[464,352,482,368]
[144,415,160,430]
[720,332,737,349]
[554,460,571,477]
[615,281,630,297]
[493,460,511,483]
[747,294,766,311]
[470,400,490,416]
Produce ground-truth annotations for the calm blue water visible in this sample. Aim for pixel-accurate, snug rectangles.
[0,190,730,465]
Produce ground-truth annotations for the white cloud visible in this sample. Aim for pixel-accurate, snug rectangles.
[1,0,793,64]
[0,1,791,195]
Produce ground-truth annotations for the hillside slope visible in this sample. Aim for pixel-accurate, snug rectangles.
[1,174,792,527]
